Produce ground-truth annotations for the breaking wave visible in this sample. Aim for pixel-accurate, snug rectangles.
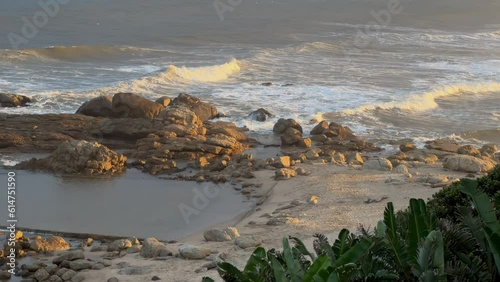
[122,59,242,89]
[0,45,171,62]
[343,82,500,114]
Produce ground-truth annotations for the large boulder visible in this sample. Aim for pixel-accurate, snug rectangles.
[140,238,172,258]
[171,93,218,122]
[363,158,393,171]
[29,236,70,253]
[234,235,263,249]
[273,118,303,134]
[443,155,496,173]
[0,93,31,107]
[111,93,165,120]
[16,140,127,175]
[75,96,113,117]
[248,108,274,122]
[178,244,212,260]
[281,128,302,146]
[203,227,240,242]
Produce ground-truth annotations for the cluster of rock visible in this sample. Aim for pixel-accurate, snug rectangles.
[14,249,106,282]
[385,140,499,174]
[273,118,379,154]
[3,93,251,177]
[273,118,310,147]
[130,117,249,175]
[16,140,127,175]
[0,231,77,280]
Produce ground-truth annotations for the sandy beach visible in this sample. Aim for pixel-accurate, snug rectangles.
[2,148,480,281]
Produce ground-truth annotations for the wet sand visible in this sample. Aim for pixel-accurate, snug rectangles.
[0,169,253,241]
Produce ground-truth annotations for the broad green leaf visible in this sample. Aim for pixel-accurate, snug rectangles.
[303,255,332,281]
[334,238,372,267]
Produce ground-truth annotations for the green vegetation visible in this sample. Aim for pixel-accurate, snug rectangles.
[203,166,500,282]
[427,165,500,221]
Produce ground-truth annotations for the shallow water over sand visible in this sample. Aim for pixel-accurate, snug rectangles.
[0,169,253,240]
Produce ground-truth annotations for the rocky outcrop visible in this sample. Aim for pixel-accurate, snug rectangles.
[0,93,31,107]
[443,155,496,173]
[131,108,249,175]
[171,93,218,121]
[75,96,113,117]
[248,108,274,122]
[111,93,165,120]
[16,140,127,175]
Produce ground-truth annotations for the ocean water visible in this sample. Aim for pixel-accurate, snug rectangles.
[1,0,500,145]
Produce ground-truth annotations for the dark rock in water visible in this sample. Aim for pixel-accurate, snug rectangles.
[261,82,272,86]
[281,84,293,87]
[248,108,274,122]
[273,118,303,134]
[155,96,171,107]
[171,93,218,122]
[16,140,127,175]
[111,93,165,120]
[75,96,113,117]
[0,93,31,107]
[151,276,161,281]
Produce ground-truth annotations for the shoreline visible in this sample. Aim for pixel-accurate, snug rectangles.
[0,93,499,281]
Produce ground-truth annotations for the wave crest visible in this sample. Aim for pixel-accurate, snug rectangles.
[123,59,242,90]
[0,45,170,62]
[343,82,500,114]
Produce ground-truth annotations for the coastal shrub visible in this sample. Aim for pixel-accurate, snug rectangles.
[427,165,500,222]
[203,177,500,282]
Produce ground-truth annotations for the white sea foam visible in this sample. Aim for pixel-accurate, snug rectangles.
[343,82,500,114]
